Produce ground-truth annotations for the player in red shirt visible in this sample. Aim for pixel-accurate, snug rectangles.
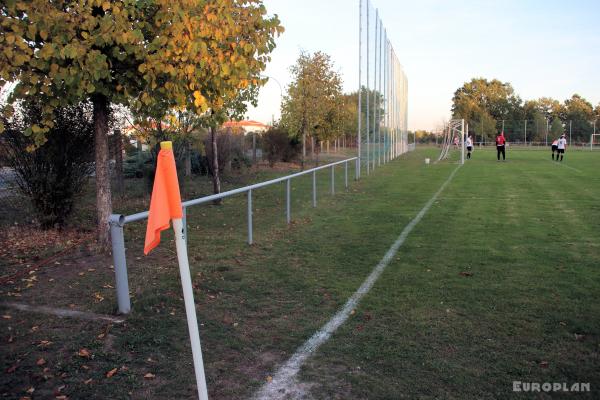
[496,132,507,161]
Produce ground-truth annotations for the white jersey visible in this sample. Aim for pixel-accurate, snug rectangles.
[466,138,473,147]
[557,138,567,150]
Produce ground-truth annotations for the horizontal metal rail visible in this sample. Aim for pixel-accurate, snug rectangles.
[109,157,359,314]
[121,157,357,225]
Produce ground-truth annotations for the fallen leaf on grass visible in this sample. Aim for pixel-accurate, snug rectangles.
[266,376,273,383]
[77,348,91,358]
[18,397,31,400]
[26,387,35,394]
[540,361,549,368]
[94,293,105,303]
[6,365,17,373]
[36,358,46,366]
[574,333,585,341]
[55,396,68,400]
[81,365,90,370]
[2,314,12,319]
[38,340,52,347]
[143,373,156,380]
[459,272,473,277]
[106,368,118,378]
[84,379,93,385]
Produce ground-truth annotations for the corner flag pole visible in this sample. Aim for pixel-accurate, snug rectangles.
[172,217,209,400]
[144,141,209,400]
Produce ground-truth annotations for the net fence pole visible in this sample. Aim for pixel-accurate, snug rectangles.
[384,32,388,164]
[461,121,466,164]
[378,16,383,167]
[372,10,378,172]
[569,120,572,145]
[357,0,362,179]
[366,0,370,175]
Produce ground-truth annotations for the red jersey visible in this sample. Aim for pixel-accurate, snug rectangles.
[496,135,506,146]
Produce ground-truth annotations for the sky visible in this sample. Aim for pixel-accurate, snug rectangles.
[246,0,600,131]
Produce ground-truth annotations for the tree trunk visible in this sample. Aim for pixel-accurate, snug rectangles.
[311,136,315,162]
[114,129,124,196]
[92,94,112,251]
[210,126,221,205]
[185,141,192,177]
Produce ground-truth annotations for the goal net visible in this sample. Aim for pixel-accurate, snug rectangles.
[437,119,465,163]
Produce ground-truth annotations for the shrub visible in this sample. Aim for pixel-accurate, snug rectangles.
[1,101,95,228]
[203,131,249,175]
[263,127,300,166]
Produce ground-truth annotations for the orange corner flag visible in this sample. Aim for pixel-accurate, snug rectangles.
[144,141,183,255]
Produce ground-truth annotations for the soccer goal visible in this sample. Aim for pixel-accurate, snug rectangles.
[591,134,600,151]
[437,119,465,163]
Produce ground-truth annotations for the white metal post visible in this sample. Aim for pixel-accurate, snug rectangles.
[461,119,465,165]
[372,10,378,172]
[378,16,383,167]
[172,218,209,400]
[286,179,291,224]
[182,206,187,245]
[109,216,131,314]
[312,171,317,207]
[357,0,362,179]
[345,160,348,189]
[569,120,572,145]
[366,0,370,175]
[247,189,253,245]
[331,165,335,195]
[524,120,527,145]
[383,33,388,164]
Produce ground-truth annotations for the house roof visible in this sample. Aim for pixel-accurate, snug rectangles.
[222,120,269,130]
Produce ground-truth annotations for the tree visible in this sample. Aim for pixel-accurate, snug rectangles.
[280,51,343,168]
[1,0,282,249]
[564,94,594,142]
[550,118,564,138]
[451,78,523,140]
[339,92,359,147]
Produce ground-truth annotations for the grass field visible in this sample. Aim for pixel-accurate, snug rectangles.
[1,147,599,399]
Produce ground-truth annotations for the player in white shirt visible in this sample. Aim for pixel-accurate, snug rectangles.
[466,136,473,159]
[556,134,567,162]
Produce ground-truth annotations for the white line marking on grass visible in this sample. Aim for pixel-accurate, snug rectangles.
[548,160,583,174]
[1,302,125,324]
[253,165,462,400]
